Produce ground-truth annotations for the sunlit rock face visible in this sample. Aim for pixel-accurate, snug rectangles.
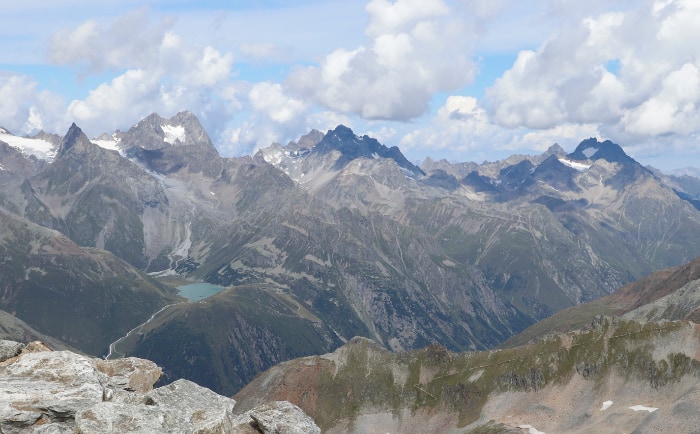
[0,340,320,434]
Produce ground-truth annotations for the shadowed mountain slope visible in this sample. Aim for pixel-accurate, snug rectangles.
[502,256,700,348]
[0,209,178,355]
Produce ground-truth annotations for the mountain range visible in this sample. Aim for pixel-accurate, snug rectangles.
[1,111,700,397]
[233,256,700,432]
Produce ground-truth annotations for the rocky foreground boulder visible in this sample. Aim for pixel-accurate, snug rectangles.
[0,340,319,433]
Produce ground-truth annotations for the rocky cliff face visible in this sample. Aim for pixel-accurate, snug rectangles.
[234,319,700,433]
[0,339,319,433]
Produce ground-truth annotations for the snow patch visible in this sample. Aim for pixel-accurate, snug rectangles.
[538,180,560,192]
[372,152,380,159]
[148,269,178,277]
[518,424,545,434]
[629,405,658,413]
[600,400,613,411]
[558,157,591,172]
[210,191,215,195]
[162,124,186,145]
[0,132,56,161]
[582,146,597,158]
[400,166,418,179]
[263,149,284,166]
[92,136,122,154]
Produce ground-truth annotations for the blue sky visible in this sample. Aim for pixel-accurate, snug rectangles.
[1,0,700,171]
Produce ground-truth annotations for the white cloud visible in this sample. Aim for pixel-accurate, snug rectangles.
[249,82,307,124]
[396,94,604,164]
[44,10,241,139]
[218,84,311,156]
[485,0,700,155]
[365,0,450,36]
[509,123,602,152]
[47,8,174,73]
[286,0,477,121]
[4,0,700,172]
[399,96,513,158]
[0,74,40,133]
[622,62,700,136]
[365,125,397,145]
[306,111,354,133]
[183,46,235,87]
[239,42,286,62]
[67,69,162,127]
[0,73,66,135]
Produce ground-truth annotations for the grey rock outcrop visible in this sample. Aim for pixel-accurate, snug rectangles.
[244,401,321,434]
[0,340,23,362]
[0,340,320,433]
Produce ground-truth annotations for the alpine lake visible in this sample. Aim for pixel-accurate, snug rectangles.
[176,282,228,301]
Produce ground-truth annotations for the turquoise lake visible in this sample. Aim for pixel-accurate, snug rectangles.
[176,283,227,301]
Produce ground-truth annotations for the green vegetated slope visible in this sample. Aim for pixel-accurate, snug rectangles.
[115,285,343,396]
[0,209,179,355]
[234,318,700,433]
[0,309,75,351]
[501,255,700,348]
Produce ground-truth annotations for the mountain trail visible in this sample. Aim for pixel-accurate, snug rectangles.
[105,301,184,359]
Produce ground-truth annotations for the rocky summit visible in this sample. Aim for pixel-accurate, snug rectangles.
[0,340,319,433]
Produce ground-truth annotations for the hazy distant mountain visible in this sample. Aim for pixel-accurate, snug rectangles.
[2,112,700,395]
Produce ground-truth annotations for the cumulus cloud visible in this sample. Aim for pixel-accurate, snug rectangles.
[67,69,162,126]
[0,74,40,132]
[249,82,307,124]
[397,94,604,164]
[399,96,512,157]
[0,73,66,134]
[44,10,240,139]
[217,83,311,156]
[286,0,477,121]
[486,0,700,150]
[48,8,174,73]
[8,0,700,171]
